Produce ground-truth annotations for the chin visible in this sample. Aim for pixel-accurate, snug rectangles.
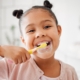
[37,53,53,59]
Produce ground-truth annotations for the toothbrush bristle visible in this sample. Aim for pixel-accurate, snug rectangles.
[37,43,47,49]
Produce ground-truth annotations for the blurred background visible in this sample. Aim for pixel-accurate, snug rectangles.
[0,0,80,79]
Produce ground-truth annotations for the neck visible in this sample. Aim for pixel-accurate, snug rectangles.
[33,55,57,68]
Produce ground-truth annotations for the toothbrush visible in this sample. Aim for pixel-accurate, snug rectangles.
[28,43,47,54]
[8,43,47,63]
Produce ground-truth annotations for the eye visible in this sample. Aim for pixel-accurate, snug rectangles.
[27,30,35,33]
[44,26,51,29]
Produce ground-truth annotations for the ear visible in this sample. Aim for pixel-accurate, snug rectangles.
[20,36,26,45]
[57,25,62,37]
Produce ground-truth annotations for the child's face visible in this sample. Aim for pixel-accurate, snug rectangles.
[21,9,61,59]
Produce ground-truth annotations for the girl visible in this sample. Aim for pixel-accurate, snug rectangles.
[0,0,78,80]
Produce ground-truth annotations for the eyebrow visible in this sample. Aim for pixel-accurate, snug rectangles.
[25,20,52,29]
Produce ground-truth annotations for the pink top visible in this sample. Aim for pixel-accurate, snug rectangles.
[0,58,78,80]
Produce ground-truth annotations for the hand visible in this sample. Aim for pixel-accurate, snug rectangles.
[1,45,31,64]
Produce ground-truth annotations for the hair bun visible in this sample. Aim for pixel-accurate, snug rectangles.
[44,0,53,9]
[12,9,23,19]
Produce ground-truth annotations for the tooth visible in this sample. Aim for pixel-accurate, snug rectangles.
[37,41,48,46]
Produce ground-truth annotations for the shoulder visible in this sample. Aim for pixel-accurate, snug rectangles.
[0,58,32,72]
[60,60,73,69]
[60,60,75,72]
[59,60,78,80]
[0,58,8,67]
[0,58,10,79]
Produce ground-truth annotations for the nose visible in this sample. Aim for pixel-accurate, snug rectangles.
[36,30,46,38]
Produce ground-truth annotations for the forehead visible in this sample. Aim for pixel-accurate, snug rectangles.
[26,9,52,19]
[21,9,55,28]
[25,8,53,17]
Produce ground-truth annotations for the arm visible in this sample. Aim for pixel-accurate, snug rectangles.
[0,45,4,57]
[0,45,31,64]
[0,45,8,79]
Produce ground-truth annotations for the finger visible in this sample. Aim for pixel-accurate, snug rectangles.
[14,59,18,64]
[18,57,23,64]
[24,49,31,59]
[26,52,31,59]
[22,54,27,62]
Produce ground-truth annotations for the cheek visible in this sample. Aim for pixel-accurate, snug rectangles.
[22,28,35,49]
[49,29,58,39]
[50,29,60,48]
[23,34,34,49]
[54,34,60,50]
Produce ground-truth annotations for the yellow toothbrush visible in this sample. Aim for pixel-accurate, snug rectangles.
[8,43,47,63]
[28,43,47,54]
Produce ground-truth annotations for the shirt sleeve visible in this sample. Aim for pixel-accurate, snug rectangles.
[0,58,9,80]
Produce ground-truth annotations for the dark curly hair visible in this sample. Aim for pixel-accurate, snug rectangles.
[12,0,58,35]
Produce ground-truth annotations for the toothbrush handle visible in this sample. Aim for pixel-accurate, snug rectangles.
[28,50,33,54]
[28,47,37,54]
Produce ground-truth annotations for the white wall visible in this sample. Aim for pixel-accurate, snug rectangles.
[0,0,80,79]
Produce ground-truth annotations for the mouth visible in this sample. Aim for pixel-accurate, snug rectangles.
[36,41,51,47]
[37,41,52,54]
